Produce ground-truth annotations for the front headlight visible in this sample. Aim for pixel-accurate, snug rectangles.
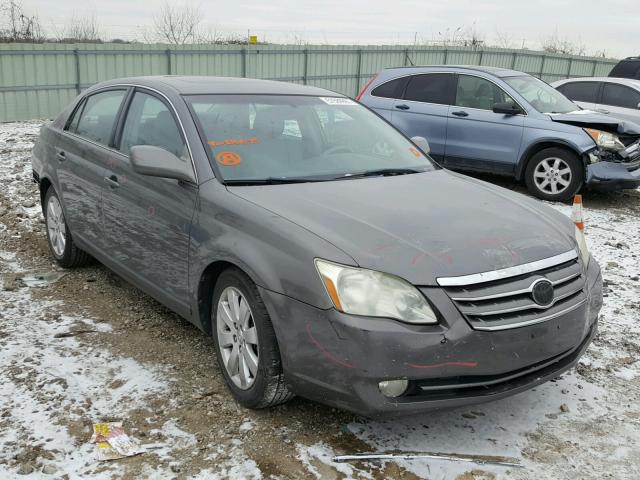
[314,259,438,324]
[575,226,590,268]
[584,128,625,152]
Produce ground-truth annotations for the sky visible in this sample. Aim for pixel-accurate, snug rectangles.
[14,0,640,58]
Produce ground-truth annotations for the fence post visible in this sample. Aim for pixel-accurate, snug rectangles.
[538,55,546,79]
[354,49,362,97]
[73,48,81,94]
[511,52,517,69]
[302,48,308,85]
[404,48,409,66]
[591,60,598,76]
[241,48,247,77]
[478,49,484,66]
[566,57,573,78]
[165,48,171,75]
[443,49,448,64]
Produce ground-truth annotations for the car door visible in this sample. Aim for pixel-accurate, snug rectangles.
[364,75,410,122]
[102,88,198,314]
[556,81,601,111]
[57,88,128,249]
[390,73,455,162]
[597,82,640,123]
[445,74,524,174]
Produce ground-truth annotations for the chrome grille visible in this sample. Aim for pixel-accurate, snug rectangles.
[437,250,586,331]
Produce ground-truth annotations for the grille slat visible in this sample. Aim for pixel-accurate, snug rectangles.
[438,252,587,331]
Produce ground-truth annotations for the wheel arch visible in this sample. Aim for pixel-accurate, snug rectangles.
[516,141,586,181]
[38,176,53,210]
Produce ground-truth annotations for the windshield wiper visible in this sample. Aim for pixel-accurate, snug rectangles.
[336,168,424,180]
[224,177,328,186]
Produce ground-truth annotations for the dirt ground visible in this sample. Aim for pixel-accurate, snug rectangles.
[1,122,639,480]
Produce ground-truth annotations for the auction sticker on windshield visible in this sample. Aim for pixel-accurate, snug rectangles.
[320,97,357,106]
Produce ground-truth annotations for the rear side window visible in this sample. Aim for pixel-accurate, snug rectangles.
[371,76,409,99]
[404,74,453,105]
[601,83,640,109]
[609,60,640,80]
[119,91,186,158]
[558,82,600,103]
[455,75,516,110]
[71,90,127,146]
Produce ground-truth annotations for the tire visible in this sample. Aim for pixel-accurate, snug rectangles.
[524,147,583,202]
[211,268,293,409]
[43,187,92,268]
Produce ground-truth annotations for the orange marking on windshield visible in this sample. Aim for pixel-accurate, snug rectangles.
[409,147,422,157]
[208,137,259,148]
[216,151,242,166]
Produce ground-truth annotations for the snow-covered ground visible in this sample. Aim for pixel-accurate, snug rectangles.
[1,121,639,479]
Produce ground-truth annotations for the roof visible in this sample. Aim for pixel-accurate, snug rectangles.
[382,65,526,77]
[552,77,640,90]
[88,76,342,96]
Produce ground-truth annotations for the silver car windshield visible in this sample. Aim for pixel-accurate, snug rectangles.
[504,76,577,114]
[187,95,435,183]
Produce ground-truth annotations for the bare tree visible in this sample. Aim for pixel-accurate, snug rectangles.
[153,1,202,44]
[0,0,45,42]
[494,30,515,49]
[541,29,586,56]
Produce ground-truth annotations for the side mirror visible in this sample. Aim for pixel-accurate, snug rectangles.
[130,145,195,183]
[410,136,430,155]
[493,102,522,115]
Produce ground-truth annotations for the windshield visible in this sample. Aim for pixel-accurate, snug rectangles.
[187,95,436,183]
[504,76,578,114]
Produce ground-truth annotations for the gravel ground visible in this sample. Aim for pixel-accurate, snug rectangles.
[1,121,639,479]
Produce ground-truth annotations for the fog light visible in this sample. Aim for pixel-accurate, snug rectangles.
[378,379,409,398]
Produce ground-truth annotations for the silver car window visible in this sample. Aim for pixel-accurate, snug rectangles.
[73,90,127,146]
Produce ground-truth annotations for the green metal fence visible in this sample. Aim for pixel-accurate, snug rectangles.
[0,43,619,122]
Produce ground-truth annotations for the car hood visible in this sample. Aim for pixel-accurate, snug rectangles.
[228,170,577,286]
[548,110,640,136]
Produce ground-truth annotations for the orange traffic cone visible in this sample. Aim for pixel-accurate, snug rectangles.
[571,194,584,231]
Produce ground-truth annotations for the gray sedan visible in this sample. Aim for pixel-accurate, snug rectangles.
[32,76,603,416]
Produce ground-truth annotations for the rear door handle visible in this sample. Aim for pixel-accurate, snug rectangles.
[56,150,66,162]
[452,110,469,117]
[395,104,410,110]
[103,175,120,189]
[596,108,610,114]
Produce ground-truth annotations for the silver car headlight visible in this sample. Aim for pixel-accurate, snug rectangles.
[575,226,590,268]
[314,259,438,324]
[584,128,625,152]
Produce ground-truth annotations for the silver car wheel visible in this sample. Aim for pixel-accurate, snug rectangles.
[216,286,259,390]
[533,157,572,195]
[46,195,66,257]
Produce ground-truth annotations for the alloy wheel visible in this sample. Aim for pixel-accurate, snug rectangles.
[216,286,259,390]
[533,157,572,195]
[46,195,66,257]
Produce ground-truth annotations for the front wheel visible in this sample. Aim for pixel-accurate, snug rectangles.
[524,148,583,202]
[212,268,293,409]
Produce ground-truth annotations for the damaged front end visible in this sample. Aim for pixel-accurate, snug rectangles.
[551,112,640,190]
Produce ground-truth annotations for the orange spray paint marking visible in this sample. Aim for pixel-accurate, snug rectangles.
[208,137,258,148]
[409,147,422,158]
[216,151,242,166]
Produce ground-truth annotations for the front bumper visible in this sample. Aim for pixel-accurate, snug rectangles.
[261,259,602,417]
[586,141,640,190]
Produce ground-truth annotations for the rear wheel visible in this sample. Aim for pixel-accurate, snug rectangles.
[524,147,583,202]
[212,268,293,408]
[44,188,92,268]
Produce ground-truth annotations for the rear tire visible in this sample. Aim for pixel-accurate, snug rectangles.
[212,268,293,409]
[524,147,583,202]
[43,188,92,268]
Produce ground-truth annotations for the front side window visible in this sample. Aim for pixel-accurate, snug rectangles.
[558,82,600,103]
[601,83,640,109]
[403,74,453,105]
[71,90,127,146]
[455,75,517,110]
[504,75,577,114]
[119,91,186,158]
[188,95,437,182]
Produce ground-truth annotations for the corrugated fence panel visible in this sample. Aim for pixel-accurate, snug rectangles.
[0,43,620,122]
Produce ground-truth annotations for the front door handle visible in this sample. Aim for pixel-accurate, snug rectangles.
[395,104,410,110]
[103,175,120,189]
[56,150,66,162]
[452,110,469,117]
